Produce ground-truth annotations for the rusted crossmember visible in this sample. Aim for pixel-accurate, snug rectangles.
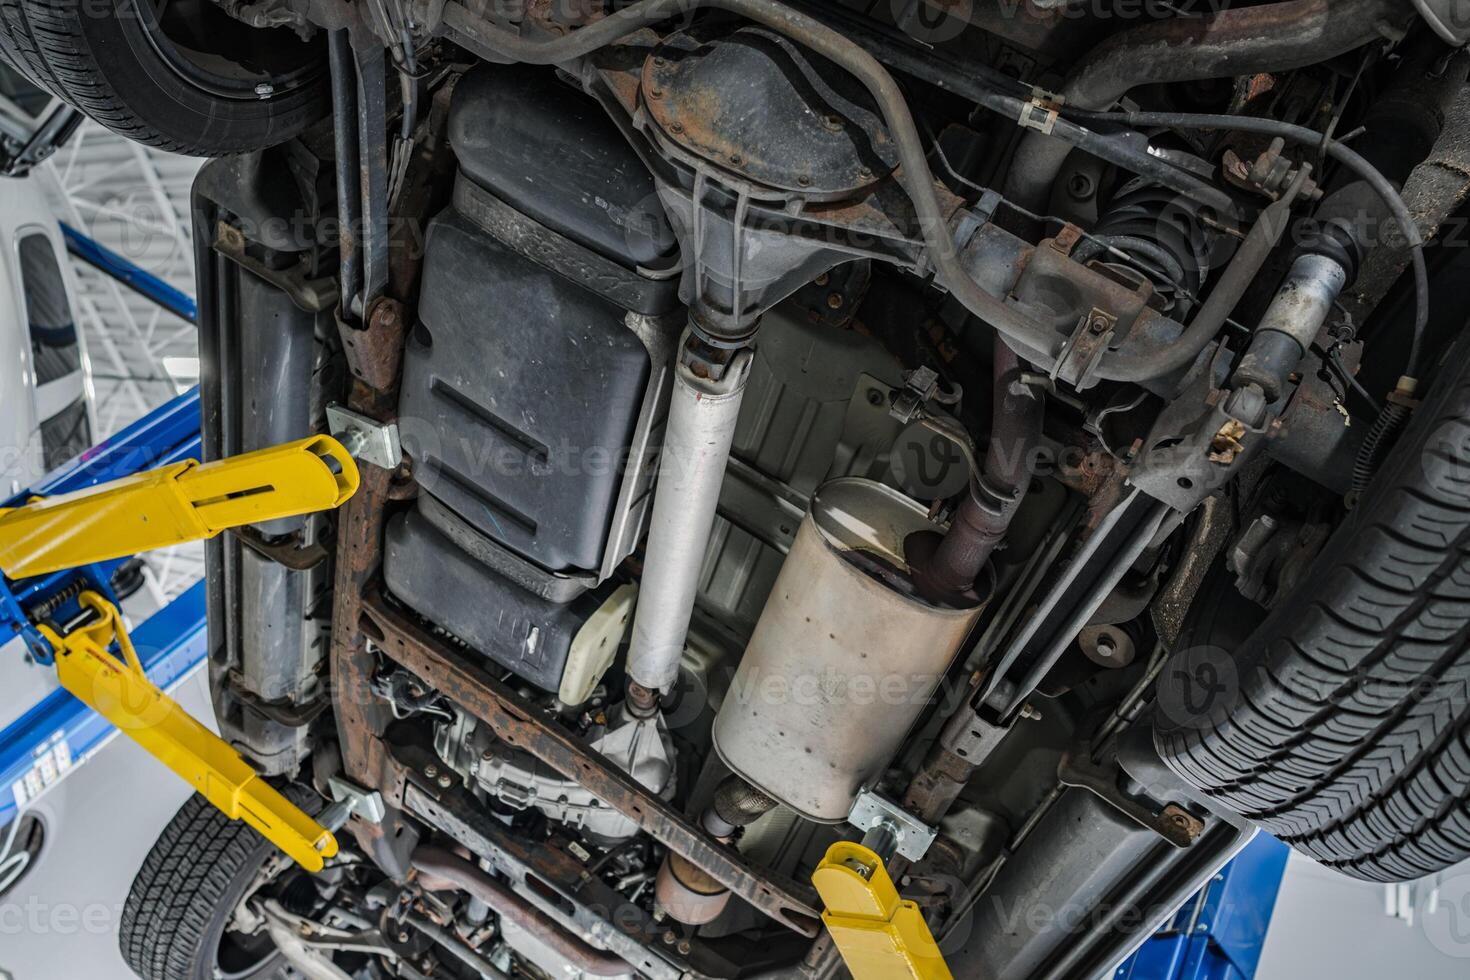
[358,583,824,937]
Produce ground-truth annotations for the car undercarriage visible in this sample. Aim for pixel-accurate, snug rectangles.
[7,1,1470,978]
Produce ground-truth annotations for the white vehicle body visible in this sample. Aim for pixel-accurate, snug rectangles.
[0,173,95,736]
[0,172,95,499]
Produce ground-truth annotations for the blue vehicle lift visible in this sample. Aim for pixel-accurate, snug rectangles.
[0,388,207,827]
[1117,833,1292,980]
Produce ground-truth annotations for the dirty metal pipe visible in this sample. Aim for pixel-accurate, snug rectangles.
[627,345,755,693]
[1002,0,1406,212]
[916,341,1043,599]
[411,847,631,977]
[656,775,777,926]
[328,29,362,318]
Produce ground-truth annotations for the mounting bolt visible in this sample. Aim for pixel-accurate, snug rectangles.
[424,764,438,779]
[437,773,453,789]
[254,82,275,99]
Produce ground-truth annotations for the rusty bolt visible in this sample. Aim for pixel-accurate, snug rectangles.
[797,174,813,187]
[437,773,453,789]
[649,87,663,99]
[670,121,684,134]
[729,153,743,165]
[827,292,844,310]
[368,297,405,334]
[822,114,843,131]
[677,940,692,955]
[397,931,410,943]
[814,272,830,286]
[424,764,438,778]
[662,930,677,946]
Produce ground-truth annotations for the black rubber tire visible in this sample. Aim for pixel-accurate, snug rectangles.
[1155,340,1470,883]
[0,0,329,155]
[119,788,318,980]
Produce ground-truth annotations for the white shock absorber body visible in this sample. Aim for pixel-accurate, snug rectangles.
[626,342,754,693]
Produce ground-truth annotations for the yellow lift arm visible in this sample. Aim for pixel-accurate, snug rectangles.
[42,593,339,872]
[0,435,363,873]
[0,435,359,579]
[813,842,954,980]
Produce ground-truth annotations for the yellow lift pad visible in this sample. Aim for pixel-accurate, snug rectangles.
[42,593,339,872]
[813,842,953,980]
[0,435,360,579]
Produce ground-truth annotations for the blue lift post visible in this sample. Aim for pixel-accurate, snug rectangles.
[1116,834,1292,980]
[0,388,206,827]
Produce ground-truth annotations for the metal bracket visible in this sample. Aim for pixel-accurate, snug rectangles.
[1058,748,1204,848]
[848,791,939,863]
[327,404,403,470]
[1019,90,1062,135]
[1050,307,1118,389]
[326,774,387,828]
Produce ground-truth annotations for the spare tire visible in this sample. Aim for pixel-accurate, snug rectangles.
[1155,338,1470,882]
[0,0,329,155]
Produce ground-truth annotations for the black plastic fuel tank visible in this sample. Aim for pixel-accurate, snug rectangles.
[390,63,678,693]
[400,62,678,576]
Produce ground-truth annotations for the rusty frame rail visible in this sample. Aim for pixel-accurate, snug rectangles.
[358,582,823,936]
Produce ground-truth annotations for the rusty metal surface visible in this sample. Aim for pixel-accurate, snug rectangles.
[344,299,408,391]
[330,390,409,850]
[359,583,824,937]
[413,847,633,976]
[1057,748,1204,848]
[641,29,897,200]
[396,748,699,980]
